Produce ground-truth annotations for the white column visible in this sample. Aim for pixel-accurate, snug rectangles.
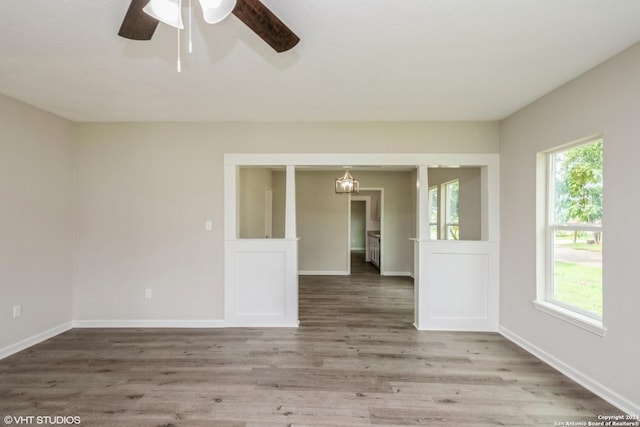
[224,163,237,241]
[285,165,297,239]
[417,165,430,240]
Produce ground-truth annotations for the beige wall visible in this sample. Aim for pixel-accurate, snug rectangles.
[0,94,74,350]
[500,43,640,409]
[296,171,350,273]
[271,170,286,239]
[73,127,225,321]
[359,190,381,223]
[238,167,272,239]
[72,121,498,321]
[356,171,416,275]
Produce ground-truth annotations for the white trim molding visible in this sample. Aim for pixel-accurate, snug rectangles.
[299,270,349,276]
[381,271,413,277]
[532,300,606,337]
[73,319,227,328]
[499,326,638,415]
[0,321,73,360]
[226,153,500,330]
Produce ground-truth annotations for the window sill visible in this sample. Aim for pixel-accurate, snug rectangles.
[532,300,607,337]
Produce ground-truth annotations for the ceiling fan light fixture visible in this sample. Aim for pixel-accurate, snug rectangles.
[198,0,237,24]
[143,0,185,29]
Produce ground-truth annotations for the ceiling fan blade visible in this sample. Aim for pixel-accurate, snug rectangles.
[118,0,160,40]
[232,0,300,52]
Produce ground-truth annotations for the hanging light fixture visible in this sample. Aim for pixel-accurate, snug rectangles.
[143,0,184,29]
[199,0,237,24]
[335,168,360,194]
[143,0,236,28]
[142,0,237,71]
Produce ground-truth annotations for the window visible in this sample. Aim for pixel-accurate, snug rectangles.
[428,179,460,241]
[428,186,438,239]
[538,138,603,329]
[442,180,459,240]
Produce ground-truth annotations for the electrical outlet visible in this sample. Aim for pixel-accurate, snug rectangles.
[13,304,21,318]
[144,289,152,299]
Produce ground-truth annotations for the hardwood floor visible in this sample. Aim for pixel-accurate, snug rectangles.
[0,252,622,426]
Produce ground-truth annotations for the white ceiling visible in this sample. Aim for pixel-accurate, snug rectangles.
[0,0,639,122]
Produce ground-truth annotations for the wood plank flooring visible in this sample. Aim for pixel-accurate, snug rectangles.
[0,252,623,426]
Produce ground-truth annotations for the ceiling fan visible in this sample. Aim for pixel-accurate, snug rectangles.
[118,0,300,53]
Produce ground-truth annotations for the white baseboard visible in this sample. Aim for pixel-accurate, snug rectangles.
[298,270,349,276]
[0,321,73,360]
[298,270,413,278]
[381,271,413,278]
[499,325,639,415]
[225,321,299,328]
[73,319,227,328]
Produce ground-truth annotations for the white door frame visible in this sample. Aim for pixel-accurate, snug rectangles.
[224,153,500,330]
[351,188,383,272]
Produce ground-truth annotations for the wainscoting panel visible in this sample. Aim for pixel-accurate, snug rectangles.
[430,253,489,319]
[236,251,286,315]
[416,241,499,331]
[225,239,298,327]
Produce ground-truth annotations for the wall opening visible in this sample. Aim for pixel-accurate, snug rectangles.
[238,166,286,239]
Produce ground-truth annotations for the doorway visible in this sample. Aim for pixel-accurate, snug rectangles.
[350,200,366,252]
[350,189,382,274]
[349,199,370,276]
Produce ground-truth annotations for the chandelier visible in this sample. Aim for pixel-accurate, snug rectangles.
[335,169,360,194]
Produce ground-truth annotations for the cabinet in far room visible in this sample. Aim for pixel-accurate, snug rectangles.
[368,231,380,269]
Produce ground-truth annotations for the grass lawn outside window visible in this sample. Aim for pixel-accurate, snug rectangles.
[552,233,603,317]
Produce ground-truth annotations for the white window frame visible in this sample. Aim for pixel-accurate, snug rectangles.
[534,136,605,336]
[428,185,439,240]
[441,179,459,240]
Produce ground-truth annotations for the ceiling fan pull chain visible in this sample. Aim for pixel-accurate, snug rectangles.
[177,26,182,72]
[175,0,182,72]
[188,0,193,53]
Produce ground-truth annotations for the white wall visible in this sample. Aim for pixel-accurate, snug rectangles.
[73,122,498,321]
[500,42,640,413]
[0,94,74,352]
